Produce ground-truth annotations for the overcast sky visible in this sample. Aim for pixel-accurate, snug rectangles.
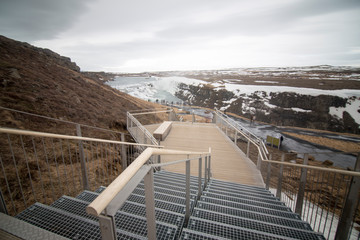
[1,0,360,72]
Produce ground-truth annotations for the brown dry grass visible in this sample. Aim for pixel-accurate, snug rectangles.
[283,132,360,153]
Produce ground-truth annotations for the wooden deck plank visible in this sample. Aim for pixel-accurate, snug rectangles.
[146,122,264,187]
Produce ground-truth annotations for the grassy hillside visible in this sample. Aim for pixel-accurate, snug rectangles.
[0,35,158,135]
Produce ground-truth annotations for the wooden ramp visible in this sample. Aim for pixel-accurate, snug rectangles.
[145,122,264,187]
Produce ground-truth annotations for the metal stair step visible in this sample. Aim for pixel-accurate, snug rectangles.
[197,201,312,230]
[209,178,269,191]
[134,185,198,198]
[15,202,145,240]
[50,196,178,239]
[202,192,289,211]
[180,228,229,240]
[149,177,204,190]
[200,197,299,219]
[152,174,202,186]
[138,181,202,193]
[155,170,200,180]
[76,190,190,213]
[192,208,324,240]
[187,216,292,240]
[206,184,276,198]
[208,180,272,195]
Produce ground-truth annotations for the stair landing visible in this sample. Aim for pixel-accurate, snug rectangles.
[145,122,264,187]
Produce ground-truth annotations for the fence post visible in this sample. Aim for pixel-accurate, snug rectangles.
[121,133,127,171]
[246,140,250,158]
[234,131,238,145]
[144,169,157,240]
[204,156,208,189]
[76,124,89,190]
[276,153,285,199]
[0,190,8,214]
[335,153,360,240]
[256,153,261,170]
[98,215,117,240]
[185,158,191,226]
[266,154,272,190]
[198,157,202,200]
[295,153,309,216]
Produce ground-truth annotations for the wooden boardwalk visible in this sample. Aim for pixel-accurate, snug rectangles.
[146,122,264,187]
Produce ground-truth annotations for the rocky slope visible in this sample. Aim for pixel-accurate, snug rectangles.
[0,35,157,135]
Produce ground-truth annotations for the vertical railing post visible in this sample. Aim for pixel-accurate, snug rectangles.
[246,140,250,158]
[256,153,261,170]
[234,131,238,145]
[121,133,127,171]
[98,215,117,240]
[204,155,208,189]
[198,156,202,200]
[276,153,285,199]
[295,153,309,216]
[266,154,272,190]
[144,168,157,240]
[0,190,8,214]
[76,124,89,190]
[185,158,191,225]
[335,153,360,240]
[208,154,211,181]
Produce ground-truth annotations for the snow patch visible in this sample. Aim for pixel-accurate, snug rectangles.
[329,98,360,124]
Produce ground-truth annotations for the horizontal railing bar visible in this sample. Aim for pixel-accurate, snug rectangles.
[86,147,210,216]
[263,159,360,177]
[0,106,126,135]
[0,127,162,148]
[128,108,168,113]
[150,155,209,168]
[131,110,172,116]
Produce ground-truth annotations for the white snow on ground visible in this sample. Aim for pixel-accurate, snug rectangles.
[329,98,360,124]
[289,107,312,113]
[254,80,279,84]
[153,76,207,95]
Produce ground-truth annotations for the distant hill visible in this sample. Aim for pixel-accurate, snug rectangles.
[0,35,158,135]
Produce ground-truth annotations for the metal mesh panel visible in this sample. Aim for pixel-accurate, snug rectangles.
[187,217,290,240]
[203,192,289,211]
[120,201,184,227]
[151,178,203,190]
[210,178,268,191]
[76,191,99,202]
[197,201,311,230]
[15,203,142,240]
[206,185,276,199]
[180,229,228,240]
[153,175,200,187]
[193,209,324,240]
[94,186,106,193]
[133,186,197,198]
[200,197,299,219]
[131,189,195,205]
[127,195,186,214]
[208,182,273,196]
[51,196,177,239]
[138,182,199,194]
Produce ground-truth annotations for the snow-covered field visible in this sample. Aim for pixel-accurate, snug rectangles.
[107,74,360,124]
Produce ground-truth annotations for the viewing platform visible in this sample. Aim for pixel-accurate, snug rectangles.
[145,121,265,187]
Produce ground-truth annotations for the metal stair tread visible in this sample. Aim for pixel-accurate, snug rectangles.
[210,178,269,191]
[15,202,145,240]
[192,208,324,240]
[206,184,276,199]
[200,196,300,219]
[208,181,273,195]
[52,195,184,228]
[180,228,230,240]
[187,216,295,240]
[196,201,312,230]
[50,196,178,239]
[202,192,289,211]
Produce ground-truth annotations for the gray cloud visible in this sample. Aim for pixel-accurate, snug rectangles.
[0,0,95,41]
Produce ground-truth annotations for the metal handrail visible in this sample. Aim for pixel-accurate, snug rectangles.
[0,127,162,148]
[214,109,269,161]
[127,112,158,145]
[86,147,210,216]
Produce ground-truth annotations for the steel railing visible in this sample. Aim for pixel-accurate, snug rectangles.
[213,110,360,240]
[0,127,162,216]
[126,108,179,146]
[86,147,211,240]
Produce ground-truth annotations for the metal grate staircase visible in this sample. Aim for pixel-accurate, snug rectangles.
[6,170,325,239]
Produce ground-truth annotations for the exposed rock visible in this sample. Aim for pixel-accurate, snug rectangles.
[322,160,334,166]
